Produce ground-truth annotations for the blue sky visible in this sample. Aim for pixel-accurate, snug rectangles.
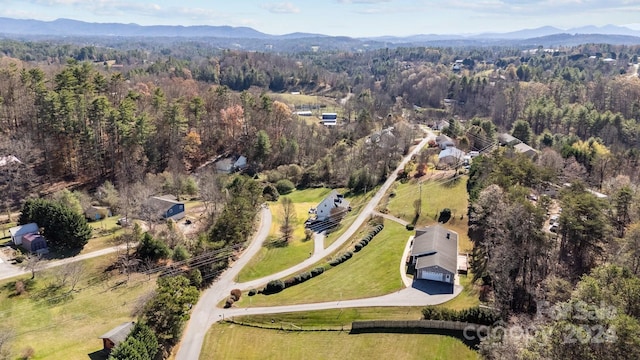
[1,0,640,37]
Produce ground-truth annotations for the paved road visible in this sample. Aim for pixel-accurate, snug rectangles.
[175,133,441,360]
[0,242,132,281]
[175,207,272,360]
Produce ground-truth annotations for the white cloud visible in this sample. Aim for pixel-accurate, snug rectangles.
[261,2,300,14]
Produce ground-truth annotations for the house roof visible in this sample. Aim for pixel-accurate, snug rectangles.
[9,223,39,237]
[0,155,21,167]
[435,134,453,144]
[149,196,183,212]
[438,147,465,160]
[513,142,537,155]
[99,321,135,346]
[498,133,521,146]
[317,190,350,210]
[411,225,458,274]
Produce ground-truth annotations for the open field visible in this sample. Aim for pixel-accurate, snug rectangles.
[235,221,408,306]
[0,255,156,360]
[385,176,472,252]
[201,323,479,360]
[236,188,331,282]
[229,307,425,330]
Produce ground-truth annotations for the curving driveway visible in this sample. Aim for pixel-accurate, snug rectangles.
[175,132,455,360]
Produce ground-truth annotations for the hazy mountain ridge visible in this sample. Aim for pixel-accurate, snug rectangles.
[1,18,640,50]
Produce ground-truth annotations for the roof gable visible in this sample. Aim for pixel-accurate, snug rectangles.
[9,223,39,236]
[411,225,458,274]
[99,321,135,346]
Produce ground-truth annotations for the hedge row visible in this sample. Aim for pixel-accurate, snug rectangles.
[262,266,326,295]
[421,306,500,325]
[353,224,384,253]
[329,251,353,266]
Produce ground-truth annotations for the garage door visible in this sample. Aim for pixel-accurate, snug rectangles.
[419,270,444,282]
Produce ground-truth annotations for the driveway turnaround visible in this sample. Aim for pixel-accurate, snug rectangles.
[175,133,453,360]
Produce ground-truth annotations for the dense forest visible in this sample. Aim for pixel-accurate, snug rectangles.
[2,38,640,359]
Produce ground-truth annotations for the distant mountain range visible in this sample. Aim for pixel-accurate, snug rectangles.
[1,17,640,49]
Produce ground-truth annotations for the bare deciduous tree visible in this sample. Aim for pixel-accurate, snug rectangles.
[21,254,43,280]
[280,197,296,244]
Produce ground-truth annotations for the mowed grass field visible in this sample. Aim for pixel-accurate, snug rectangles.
[385,176,472,252]
[235,221,408,307]
[236,188,333,282]
[201,323,479,360]
[0,255,156,360]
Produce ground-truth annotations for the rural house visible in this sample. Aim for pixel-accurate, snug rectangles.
[9,223,39,246]
[148,196,185,221]
[215,155,247,173]
[438,147,465,167]
[310,190,350,222]
[22,233,48,254]
[435,134,455,150]
[409,225,458,287]
[84,206,112,221]
[513,142,539,160]
[9,223,48,254]
[99,321,135,353]
[497,133,521,146]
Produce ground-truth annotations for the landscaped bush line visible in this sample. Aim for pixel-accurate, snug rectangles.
[421,306,500,325]
[260,224,385,296]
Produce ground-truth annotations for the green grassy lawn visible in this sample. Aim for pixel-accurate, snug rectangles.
[436,274,480,311]
[235,221,409,306]
[385,176,473,252]
[0,255,156,360]
[82,216,125,254]
[201,323,479,360]
[229,307,425,330]
[236,188,332,282]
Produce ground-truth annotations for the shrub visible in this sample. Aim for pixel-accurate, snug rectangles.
[354,243,363,252]
[263,279,285,294]
[345,251,353,258]
[230,289,242,301]
[284,278,297,288]
[262,184,280,202]
[329,259,340,266]
[311,267,324,276]
[172,245,190,262]
[438,208,452,223]
[406,224,415,231]
[248,289,257,296]
[301,272,312,281]
[188,269,203,288]
[15,280,26,295]
[224,297,235,308]
[421,306,500,325]
[275,179,295,195]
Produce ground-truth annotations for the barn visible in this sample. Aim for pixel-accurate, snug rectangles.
[409,225,458,285]
[9,223,39,246]
[99,321,135,353]
[21,233,48,254]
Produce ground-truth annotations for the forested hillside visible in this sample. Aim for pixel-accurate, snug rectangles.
[2,38,640,359]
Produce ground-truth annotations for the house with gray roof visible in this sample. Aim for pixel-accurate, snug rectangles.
[409,225,458,286]
[148,196,185,221]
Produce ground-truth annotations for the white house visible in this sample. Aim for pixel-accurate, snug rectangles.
[312,190,350,222]
[410,225,458,286]
[438,147,465,167]
[9,223,39,246]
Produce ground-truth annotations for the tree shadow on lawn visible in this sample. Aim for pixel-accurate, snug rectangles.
[87,349,108,360]
[349,327,480,350]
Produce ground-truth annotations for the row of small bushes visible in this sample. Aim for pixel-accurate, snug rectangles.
[354,224,384,252]
[259,265,327,295]
[329,251,353,266]
[421,306,500,325]
[224,288,242,308]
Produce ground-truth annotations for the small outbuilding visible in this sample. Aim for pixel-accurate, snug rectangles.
[84,206,112,221]
[9,223,39,246]
[99,321,135,353]
[22,233,48,254]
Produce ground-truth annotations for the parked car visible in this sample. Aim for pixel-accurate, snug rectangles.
[549,223,559,233]
[116,217,130,227]
[550,215,559,223]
